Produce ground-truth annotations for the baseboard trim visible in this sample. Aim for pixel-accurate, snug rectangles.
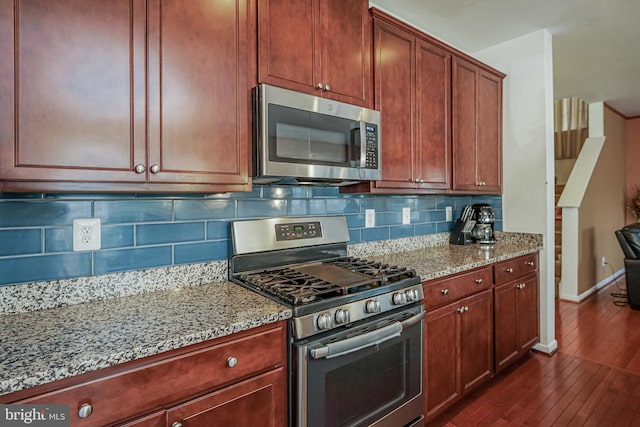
[558,268,625,303]
[533,339,558,355]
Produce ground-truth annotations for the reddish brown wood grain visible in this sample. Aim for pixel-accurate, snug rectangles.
[258,0,371,108]
[430,280,640,426]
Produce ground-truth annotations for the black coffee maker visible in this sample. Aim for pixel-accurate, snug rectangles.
[470,203,495,244]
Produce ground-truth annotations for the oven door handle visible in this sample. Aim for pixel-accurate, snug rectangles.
[309,311,425,360]
[309,322,402,360]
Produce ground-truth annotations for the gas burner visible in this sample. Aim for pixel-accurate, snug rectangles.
[327,257,417,284]
[241,268,346,305]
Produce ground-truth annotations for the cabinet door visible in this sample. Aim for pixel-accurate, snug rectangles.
[146,0,250,186]
[415,39,451,190]
[459,289,493,395]
[424,302,460,420]
[371,19,416,190]
[476,70,502,193]
[0,0,146,183]
[451,57,479,192]
[517,273,539,352]
[258,0,316,93]
[166,368,286,427]
[319,0,371,107]
[494,281,519,372]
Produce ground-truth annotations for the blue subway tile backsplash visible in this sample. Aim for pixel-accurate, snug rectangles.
[0,187,502,286]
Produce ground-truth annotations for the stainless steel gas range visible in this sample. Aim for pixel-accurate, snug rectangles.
[229,216,425,427]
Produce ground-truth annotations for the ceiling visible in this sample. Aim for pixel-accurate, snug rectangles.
[372,0,640,117]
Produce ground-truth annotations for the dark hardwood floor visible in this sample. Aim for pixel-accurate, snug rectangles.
[429,278,640,426]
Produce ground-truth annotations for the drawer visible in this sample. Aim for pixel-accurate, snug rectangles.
[423,267,492,310]
[493,253,538,285]
[20,324,285,426]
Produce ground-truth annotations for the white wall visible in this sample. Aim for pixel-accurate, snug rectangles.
[474,30,557,354]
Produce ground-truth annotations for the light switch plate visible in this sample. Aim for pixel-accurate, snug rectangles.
[365,209,375,228]
[445,206,453,222]
[73,218,101,251]
[402,207,411,225]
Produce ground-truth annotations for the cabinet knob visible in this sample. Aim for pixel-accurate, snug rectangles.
[78,403,93,419]
[418,178,424,183]
[316,82,324,89]
[506,268,514,273]
[172,423,183,427]
[441,288,449,295]
[465,306,469,312]
[134,164,145,174]
[457,307,465,314]
[150,164,160,174]
[227,356,238,368]
[475,278,483,284]
[526,261,535,267]
[324,84,331,91]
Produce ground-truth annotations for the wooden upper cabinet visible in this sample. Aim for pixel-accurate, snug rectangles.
[0,0,251,192]
[415,39,451,190]
[258,0,372,108]
[147,0,250,186]
[0,0,147,183]
[452,56,503,193]
[371,18,415,189]
[343,13,451,194]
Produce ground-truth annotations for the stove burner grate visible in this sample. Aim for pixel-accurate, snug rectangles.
[239,256,417,306]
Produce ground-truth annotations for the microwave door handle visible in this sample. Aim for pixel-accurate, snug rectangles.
[358,124,367,168]
[349,127,360,168]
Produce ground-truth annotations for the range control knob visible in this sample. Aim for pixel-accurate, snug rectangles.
[317,313,332,330]
[405,289,420,302]
[392,292,407,305]
[334,309,350,324]
[365,299,381,314]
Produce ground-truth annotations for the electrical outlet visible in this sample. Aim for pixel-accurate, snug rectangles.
[601,256,606,267]
[73,218,101,251]
[445,206,453,222]
[365,209,376,228]
[402,207,411,225]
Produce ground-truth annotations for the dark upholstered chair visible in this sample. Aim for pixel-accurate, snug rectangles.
[615,224,640,310]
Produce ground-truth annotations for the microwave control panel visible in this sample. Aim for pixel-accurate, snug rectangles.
[275,221,323,241]
[364,124,378,169]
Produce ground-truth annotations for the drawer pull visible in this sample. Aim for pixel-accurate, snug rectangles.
[172,423,183,427]
[517,283,526,290]
[78,403,93,419]
[441,289,449,295]
[525,261,535,267]
[457,306,469,314]
[506,268,514,273]
[475,278,483,284]
[227,356,238,368]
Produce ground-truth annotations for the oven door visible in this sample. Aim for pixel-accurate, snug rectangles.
[295,305,424,427]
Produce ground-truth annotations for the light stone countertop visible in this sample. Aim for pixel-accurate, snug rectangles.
[0,282,291,396]
[0,231,542,398]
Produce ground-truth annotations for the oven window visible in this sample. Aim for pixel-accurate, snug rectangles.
[268,104,357,166]
[325,342,406,426]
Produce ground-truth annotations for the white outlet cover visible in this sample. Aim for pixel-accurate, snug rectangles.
[402,207,411,225]
[445,206,453,222]
[73,218,101,251]
[365,209,376,228]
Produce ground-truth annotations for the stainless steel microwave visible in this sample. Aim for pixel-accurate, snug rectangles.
[253,84,381,185]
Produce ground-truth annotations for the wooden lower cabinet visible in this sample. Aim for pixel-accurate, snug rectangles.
[166,368,285,427]
[8,322,287,427]
[494,272,539,373]
[424,289,493,422]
